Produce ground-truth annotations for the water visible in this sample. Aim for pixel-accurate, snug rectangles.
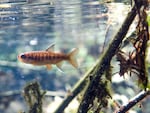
[0,0,129,113]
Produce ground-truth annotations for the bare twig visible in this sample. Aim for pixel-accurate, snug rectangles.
[117,90,150,113]
[0,90,66,98]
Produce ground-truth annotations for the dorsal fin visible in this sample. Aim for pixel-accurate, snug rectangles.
[46,43,55,52]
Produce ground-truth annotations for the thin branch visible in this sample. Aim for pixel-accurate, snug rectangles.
[0,90,66,112]
[0,90,20,98]
[117,90,150,113]
[0,90,66,98]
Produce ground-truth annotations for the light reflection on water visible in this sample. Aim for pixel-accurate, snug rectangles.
[0,1,129,113]
[0,0,110,65]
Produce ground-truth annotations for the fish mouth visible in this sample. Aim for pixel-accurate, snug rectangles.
[17,55,21,60]
[17,54,24,62]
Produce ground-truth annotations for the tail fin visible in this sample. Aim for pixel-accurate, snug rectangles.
[68,48,78,68]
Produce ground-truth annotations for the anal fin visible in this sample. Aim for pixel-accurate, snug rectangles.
[46,64,52,70]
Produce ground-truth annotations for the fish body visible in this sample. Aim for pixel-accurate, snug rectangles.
[18,44,78,70]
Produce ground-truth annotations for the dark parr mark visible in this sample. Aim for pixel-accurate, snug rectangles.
[52,55,56,60]
[28,54,35,60]
[41,55,44,61]
[46,55,49,60]
[56,55,60,59]
[33,55,37,61]
[33,54,40,61]
[43,54,47,61]
[36,53,41,61]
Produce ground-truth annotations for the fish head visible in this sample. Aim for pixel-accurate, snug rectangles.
[18,53,33,64]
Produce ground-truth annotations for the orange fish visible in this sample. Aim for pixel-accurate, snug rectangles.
[18,44,78,70]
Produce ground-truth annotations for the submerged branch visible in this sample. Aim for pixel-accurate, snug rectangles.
[117,90,150,113]
[23,81,45,113]
[54,1,144,113]
[0,90,66,98]
[77,2,143,113]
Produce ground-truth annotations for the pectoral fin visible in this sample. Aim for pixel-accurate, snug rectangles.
[46,64,52,70]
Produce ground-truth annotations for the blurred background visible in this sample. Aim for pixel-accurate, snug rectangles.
[0,0,149,113]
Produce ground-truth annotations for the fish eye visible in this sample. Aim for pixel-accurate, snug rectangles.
[20,54,26,59]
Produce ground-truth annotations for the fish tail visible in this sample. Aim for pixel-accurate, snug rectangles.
[68,48,78,68]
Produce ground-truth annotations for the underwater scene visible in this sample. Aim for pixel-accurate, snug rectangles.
[0,0,150,113]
